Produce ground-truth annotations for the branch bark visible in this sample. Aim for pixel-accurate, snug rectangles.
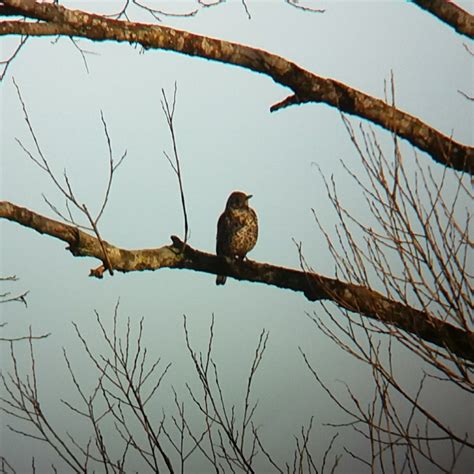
[1,200,473,362]
[412,0,474,38]
[1,0,473,175]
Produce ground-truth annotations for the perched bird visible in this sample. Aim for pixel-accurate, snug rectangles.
[216,191,258,285]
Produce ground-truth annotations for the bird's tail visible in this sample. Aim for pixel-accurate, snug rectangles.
[216,275,227,285]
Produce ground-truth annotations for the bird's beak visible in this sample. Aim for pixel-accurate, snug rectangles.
[246,194,253,200]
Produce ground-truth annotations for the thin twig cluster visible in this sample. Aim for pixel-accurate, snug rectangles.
[299,107,472,471]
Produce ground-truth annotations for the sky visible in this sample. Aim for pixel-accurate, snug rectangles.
[1,1,473,472]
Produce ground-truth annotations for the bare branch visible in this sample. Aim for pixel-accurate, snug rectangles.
[0,276,28,306]
[1,2,472,173]
[1,200,472,362]
[411,0,474,38]
[457,89,474,101]
[12,82,126,275]
[299,103,473,470]
[0,331,50,342]
[161,84,189,247]
[285,0,325,14]
[0,35,27,81]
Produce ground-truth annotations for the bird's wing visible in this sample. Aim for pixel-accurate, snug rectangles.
[216,212,230,255]
[250,208,258,238]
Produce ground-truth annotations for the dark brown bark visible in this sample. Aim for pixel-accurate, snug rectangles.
[412,0,474,38]
[1,0,473,175]
[1,200,473,362]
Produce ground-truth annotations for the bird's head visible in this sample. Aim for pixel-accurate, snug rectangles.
[226,191,252,210]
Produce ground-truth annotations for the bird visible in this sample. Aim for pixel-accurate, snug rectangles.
[215,191,258,285]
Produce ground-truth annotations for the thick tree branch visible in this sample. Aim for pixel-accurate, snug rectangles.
[412,0,474,39]
[0,5,24,16]
[1,1,472,175]
[1,200,473,362]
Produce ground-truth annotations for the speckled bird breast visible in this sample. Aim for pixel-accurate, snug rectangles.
[222,207,258,258]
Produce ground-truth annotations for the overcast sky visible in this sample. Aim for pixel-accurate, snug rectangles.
[1,1,473,472]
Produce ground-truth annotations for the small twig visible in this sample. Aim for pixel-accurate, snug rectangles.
[270,93,301,112]
[284,0,325,13]
[0,291,29,307]
[69,37,97,74]
[0,276,28,306]
[0,36,28,81]
[161,83,189,248]
[457,89,474,101]
[0,275,18,282]
[96,111,127,224]
[102,0,131,20]
[240,0,251,19]
[132,0,223,20]
[0,331,50,342]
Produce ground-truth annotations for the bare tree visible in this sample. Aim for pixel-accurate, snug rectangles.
[300,111,472,472]
[0,303,341,472]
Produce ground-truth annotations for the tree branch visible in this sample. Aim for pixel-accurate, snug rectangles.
[1,200,473,362]
[1,1,472,175]
[412,0,474,39]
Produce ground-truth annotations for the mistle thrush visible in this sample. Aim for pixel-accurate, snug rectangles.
[216,191,258,285]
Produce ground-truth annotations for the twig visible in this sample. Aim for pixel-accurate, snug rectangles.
[0,35,27,81]
[161,83,189,248]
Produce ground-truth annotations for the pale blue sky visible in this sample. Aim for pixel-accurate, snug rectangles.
[1,1,473,472]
